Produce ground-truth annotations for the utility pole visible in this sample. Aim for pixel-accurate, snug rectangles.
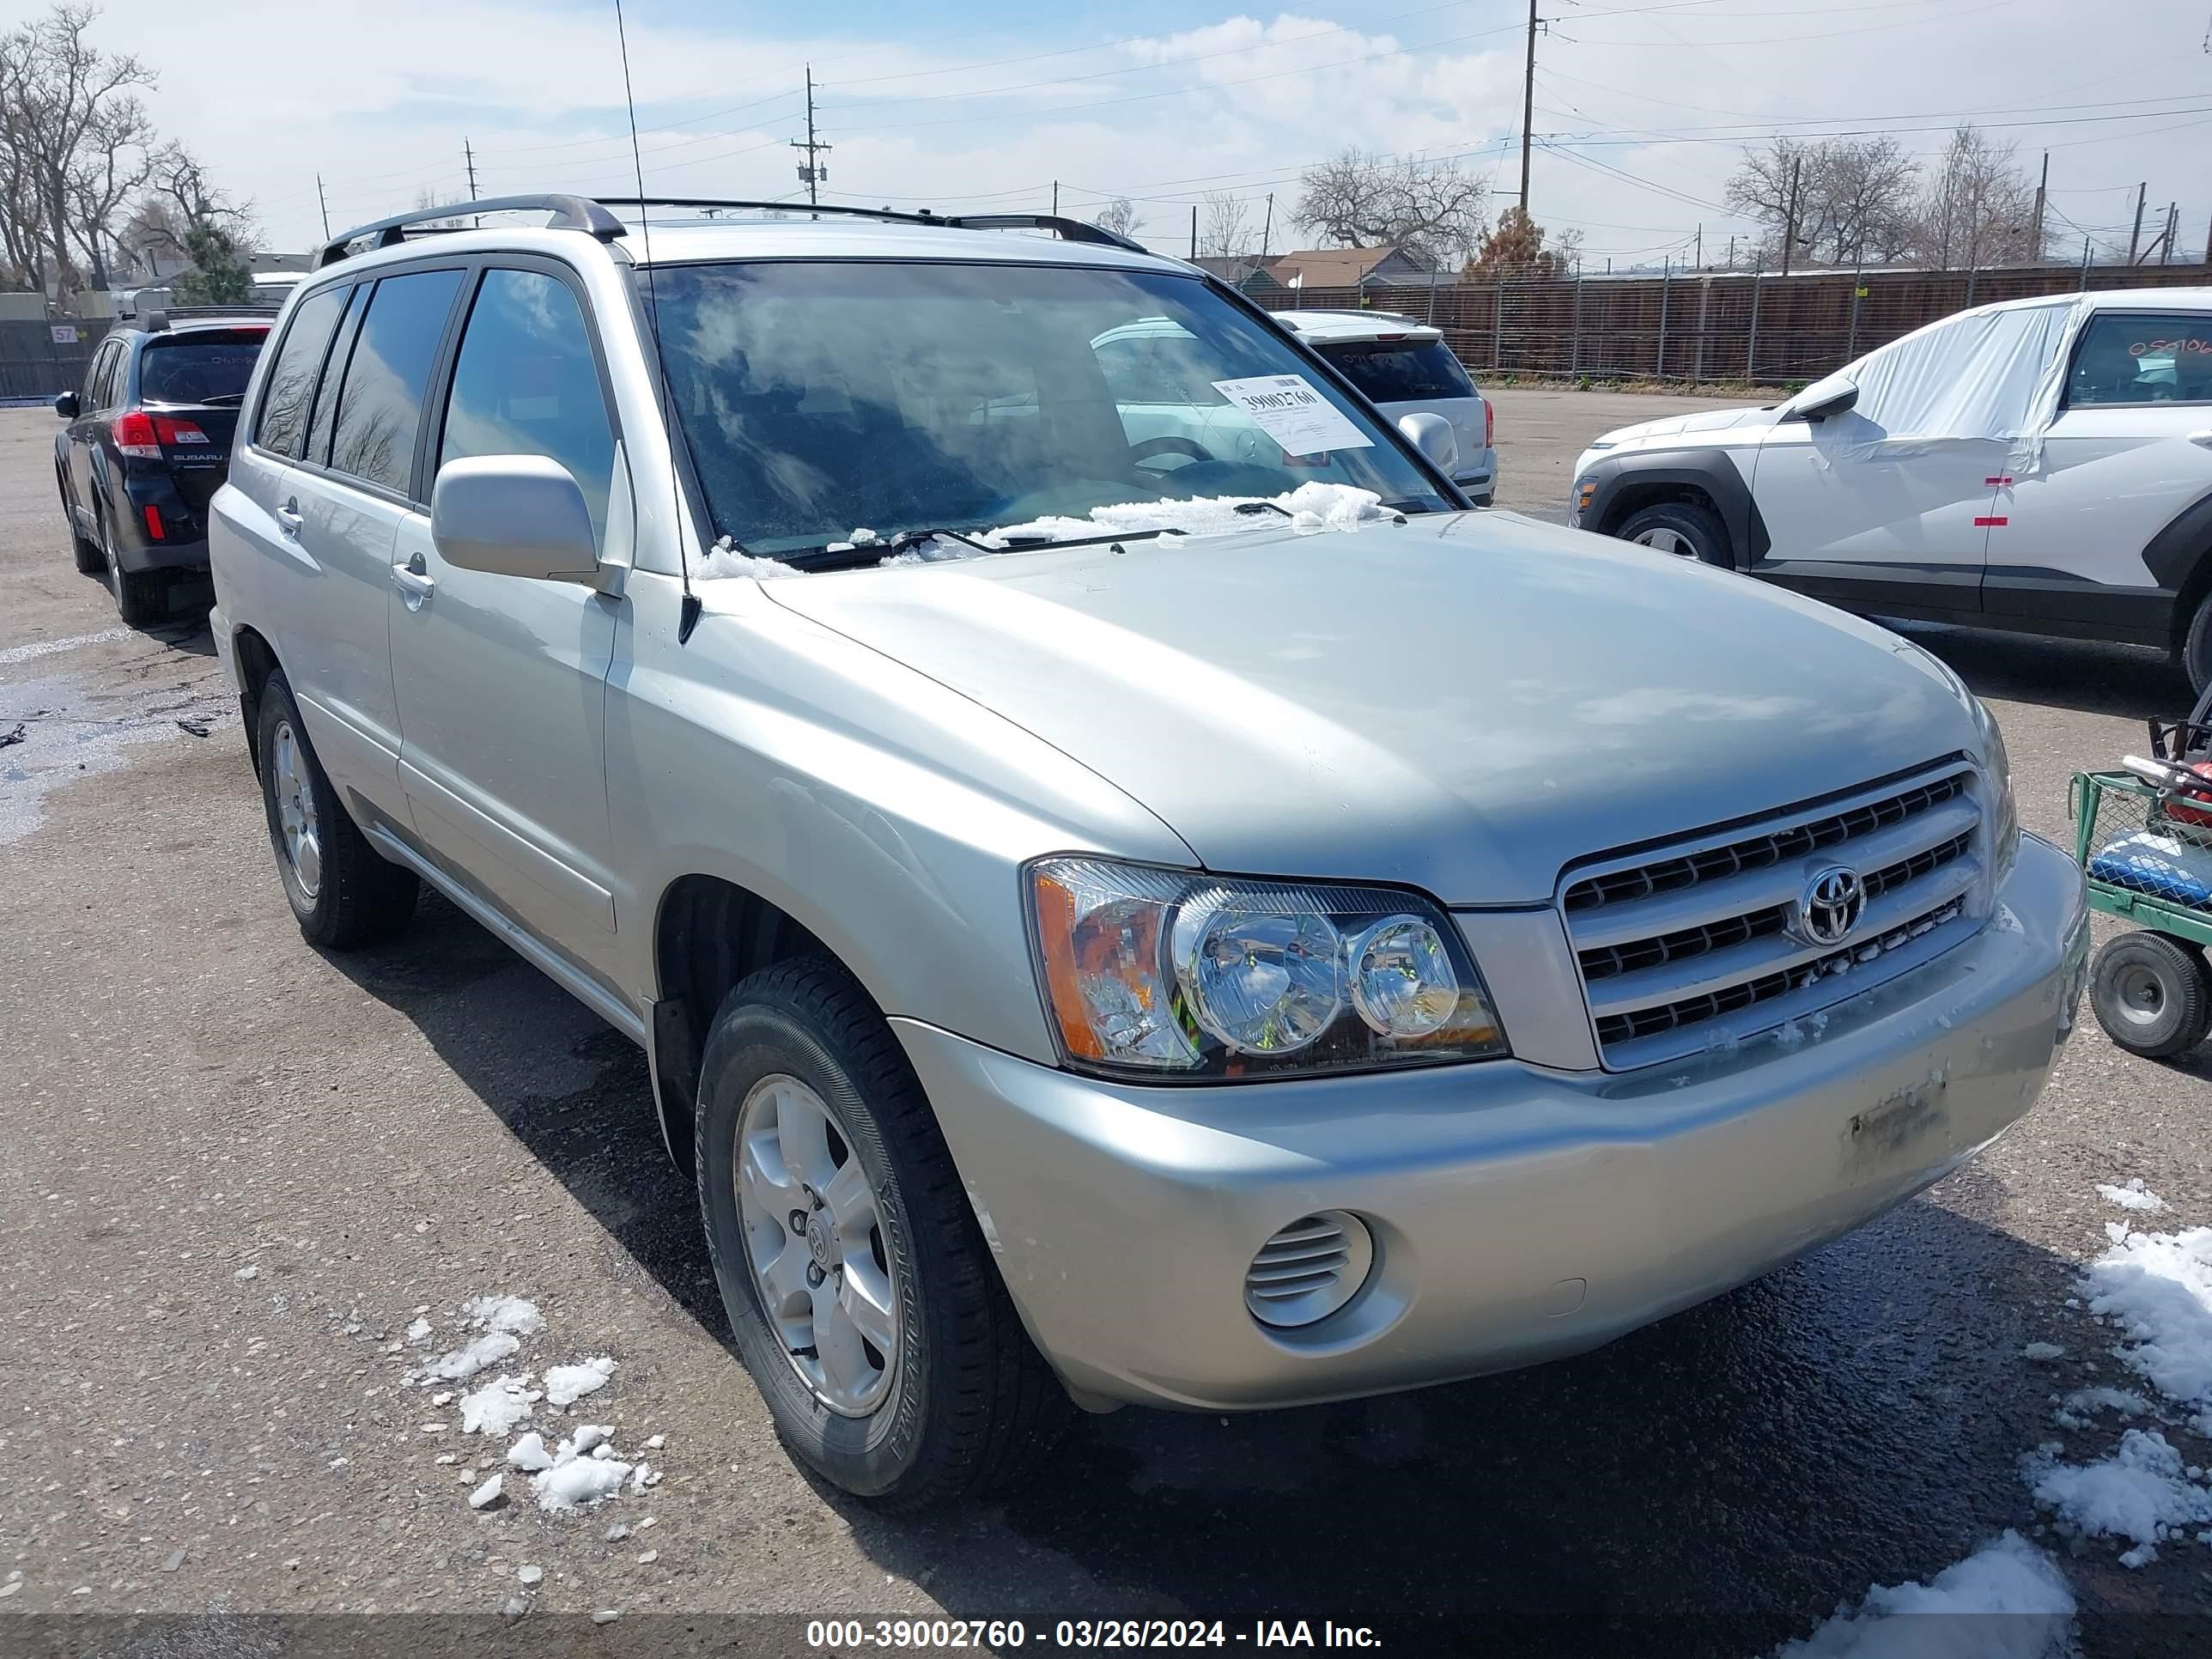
[1727,233,1735,270]
[1779,155,1803,277]
[1189,204,1198,259]
[791,66,831,211]
[2204,210,2211,265]
[1518,0,1540,213]
[2030,150,2047,262]
[464,137,481,227]
[1260,191,1273,260]
[1050,181,1058,216]
[1694,223,1702,270]
[316,174,330,240]
[2164,203,2179,264]
[2128,180,2148,264]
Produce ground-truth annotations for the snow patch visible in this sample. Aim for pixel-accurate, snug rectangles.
[506,1432,554,1472]
[465,1296,544,1337]
[467,1474,503,1510]
[418,1332,520,1384]
[2097,1180,2166,1213]
[1767,1531,2074,1656]
[533,1455,634,1511]
[2027,1429,2212,1553]
[699,538,805,580]
[2081,1224,2212,1409]
[459,1375,541,1437]
[2021,1342,2066,1362]
[2053,1386,2154,1430]
[544,1356,617,1407]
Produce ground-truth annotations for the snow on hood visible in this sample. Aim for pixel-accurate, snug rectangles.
[695,485,1396,580]
[755,508,1980,904]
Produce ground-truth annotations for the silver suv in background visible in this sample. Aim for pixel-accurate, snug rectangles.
[209,194,2086,1510]
[1279,309,1496,503]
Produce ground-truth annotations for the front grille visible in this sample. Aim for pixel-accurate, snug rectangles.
[1562,765,1984,1066]
[1564,774,1966,914]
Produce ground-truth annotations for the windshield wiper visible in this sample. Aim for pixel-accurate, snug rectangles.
[779,523,1184,569]
[199,392,247,406]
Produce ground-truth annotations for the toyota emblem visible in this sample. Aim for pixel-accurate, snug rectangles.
[1798,866,1865,946]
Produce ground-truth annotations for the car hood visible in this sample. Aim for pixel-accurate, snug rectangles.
[1593,404,1778,448]
[759,512,1979,904]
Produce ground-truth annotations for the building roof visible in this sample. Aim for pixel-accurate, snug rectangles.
[1266,246,1424,288]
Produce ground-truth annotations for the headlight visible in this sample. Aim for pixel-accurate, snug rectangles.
[1976,696,2019,890]
[1026,856,1508,1080]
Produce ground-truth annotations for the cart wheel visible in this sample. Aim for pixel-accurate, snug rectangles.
[2091,933,2212,1059]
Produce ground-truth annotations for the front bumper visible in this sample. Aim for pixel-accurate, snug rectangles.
[895,834,2086,1412]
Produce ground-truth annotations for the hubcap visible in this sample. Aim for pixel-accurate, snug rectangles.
[1633,526,1693,556]
[2116,963,2167,1029]
[734,1074,900,1416]
[269,720,323,900]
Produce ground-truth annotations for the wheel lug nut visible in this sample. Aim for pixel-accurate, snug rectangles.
[789,1210,808,1235]
[805,1262,826,1287]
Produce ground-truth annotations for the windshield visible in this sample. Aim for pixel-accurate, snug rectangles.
[645,260,1452,556]
[1314,337,1475,403]
[139,331,266,405]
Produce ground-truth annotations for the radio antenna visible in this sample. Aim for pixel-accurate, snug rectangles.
[614,0,703,643]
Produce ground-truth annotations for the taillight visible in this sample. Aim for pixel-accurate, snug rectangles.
[113,410,207,459]
[1485,398,1494,448]
[143,504,165,541]
[113,410,160,459]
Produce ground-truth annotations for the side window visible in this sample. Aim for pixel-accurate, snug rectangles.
[328,268,465,495]
[438,268,617,544]
[2071,312,2212,408]
[304,285,370,469]
[82,341,114,404]
[254,286,350,459]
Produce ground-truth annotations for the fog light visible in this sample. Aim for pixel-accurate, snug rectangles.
[1244,1211,1374,1329]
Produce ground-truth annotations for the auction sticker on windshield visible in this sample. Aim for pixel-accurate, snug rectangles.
[1211,374,1373,455]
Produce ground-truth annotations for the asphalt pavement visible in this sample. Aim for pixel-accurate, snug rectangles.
[3,390,2210,1656]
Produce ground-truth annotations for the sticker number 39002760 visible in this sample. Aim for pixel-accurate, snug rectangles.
[1210,374,1374,457]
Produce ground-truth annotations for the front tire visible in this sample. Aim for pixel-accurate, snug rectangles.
[2091,933,2212,1059]
[254,673,419,949]
[1617,499,1731,568]
[697,957,1070,1510]
[2181,590,2212,696]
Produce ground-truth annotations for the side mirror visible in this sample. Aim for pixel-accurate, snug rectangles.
[53,391,78,420]
[1397,410,1458,477]
[1790,382,1858,423]
[431,455,599,583]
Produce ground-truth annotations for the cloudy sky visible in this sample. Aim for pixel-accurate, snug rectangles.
[62,0,2212,268]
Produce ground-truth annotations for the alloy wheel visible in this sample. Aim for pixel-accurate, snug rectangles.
[269,719,324,900]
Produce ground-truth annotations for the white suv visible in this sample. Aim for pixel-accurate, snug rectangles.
[1279,309,1496,503]
[209,195,2084,1510]
[1572,289,2212,685]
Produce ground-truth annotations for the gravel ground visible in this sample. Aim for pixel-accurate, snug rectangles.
[3,391,2209,1655]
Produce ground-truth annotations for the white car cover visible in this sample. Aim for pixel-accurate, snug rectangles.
[1800,297,2085,472]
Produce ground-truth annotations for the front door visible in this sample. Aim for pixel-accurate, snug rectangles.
[389,263,627,965]
[1994,307,2212,642]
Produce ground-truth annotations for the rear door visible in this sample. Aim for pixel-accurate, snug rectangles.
[1995,307,2212,641]
[67,338,123,525]
[389,260,625,962]
[273,268,467,817]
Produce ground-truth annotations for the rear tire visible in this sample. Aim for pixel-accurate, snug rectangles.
[98,505,167,627]
[696,957,1071,1510]
[1616,500,1731,568]
[60,468,101,574]
[2181,589,2212,696]
[2091,933,2212,1059]
[254,672,419,949]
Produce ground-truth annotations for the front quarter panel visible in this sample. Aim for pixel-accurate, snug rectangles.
[607,571,1198,1064]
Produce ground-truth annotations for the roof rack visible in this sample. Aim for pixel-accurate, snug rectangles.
[137,304,284,333]
[315,192,1148,269]
[318,193,624,268]
[590,198,1148,253]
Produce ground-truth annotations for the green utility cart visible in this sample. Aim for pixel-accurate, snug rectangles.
[2072,684,2212,1057]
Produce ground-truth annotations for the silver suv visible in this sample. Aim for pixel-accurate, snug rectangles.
[209,194,2088,1510]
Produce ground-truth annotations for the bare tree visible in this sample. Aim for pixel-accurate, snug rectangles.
[148,142,252,239]
[1291,149,1486,265]
[66,91,156,288]
[1092,197,1142,240]
[1727,136,1919,269]
[1912,125,2042,269]
[0,5,155,293]
[1197,191,1251,259]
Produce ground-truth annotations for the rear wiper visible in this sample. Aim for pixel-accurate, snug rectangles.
[198,392,246,406]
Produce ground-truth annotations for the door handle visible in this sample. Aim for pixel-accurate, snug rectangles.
[392,553,436,609]
[275,499,302,538]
